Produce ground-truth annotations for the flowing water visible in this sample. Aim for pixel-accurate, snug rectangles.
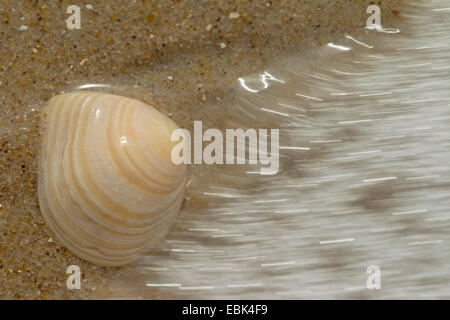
[98,0,450,299]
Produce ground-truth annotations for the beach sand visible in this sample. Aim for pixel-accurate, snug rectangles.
[0,0,404,299]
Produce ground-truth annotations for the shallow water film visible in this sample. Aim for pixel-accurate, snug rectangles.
[123,1,450,299]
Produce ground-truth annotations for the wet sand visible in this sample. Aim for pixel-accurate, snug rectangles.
[0,0,404,299]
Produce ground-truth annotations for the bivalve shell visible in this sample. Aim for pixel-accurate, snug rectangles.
[38,91,187,266]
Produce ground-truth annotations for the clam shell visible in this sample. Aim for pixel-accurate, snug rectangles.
[38,91,187,266]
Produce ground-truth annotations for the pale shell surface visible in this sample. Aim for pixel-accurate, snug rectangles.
[38,91,187,266]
